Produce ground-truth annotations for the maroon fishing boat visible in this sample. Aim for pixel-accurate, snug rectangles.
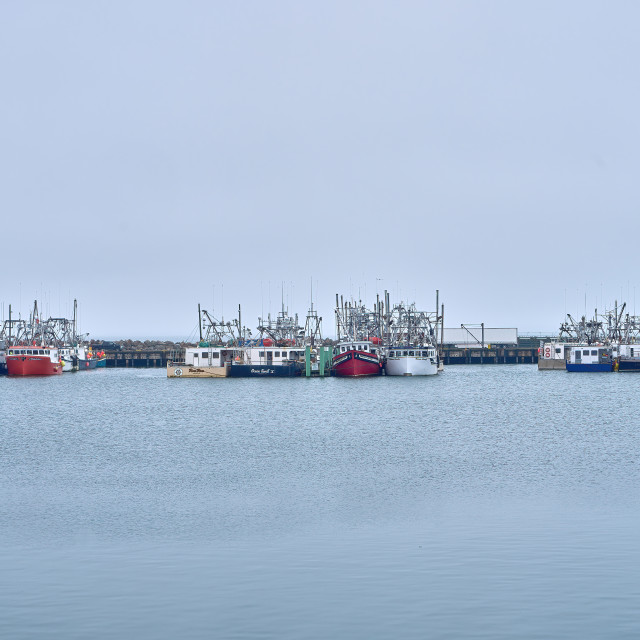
[332,340,383,377]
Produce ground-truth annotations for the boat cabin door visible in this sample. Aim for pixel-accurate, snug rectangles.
[193,353,199,366]
[266,350,273,365]
[574,350,581,363]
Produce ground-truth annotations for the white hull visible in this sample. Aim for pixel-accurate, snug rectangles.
[385,354,438,376]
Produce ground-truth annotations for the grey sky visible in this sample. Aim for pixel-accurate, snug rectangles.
[2,2,638,338]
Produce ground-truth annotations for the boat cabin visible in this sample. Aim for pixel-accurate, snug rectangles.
[387,347,436,359]
[185,345,305,367]
[568,346,615,366]
[333,341,379,356]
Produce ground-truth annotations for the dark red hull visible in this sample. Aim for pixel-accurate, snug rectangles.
[6,355,63,376]
[332,350,382,377]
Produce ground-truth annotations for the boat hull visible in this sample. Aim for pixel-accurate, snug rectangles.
[96,358,106,368]
[332,351,382,377]
[385,355,438,376]
[228,363,301,377]
[167,364,229,378]
[78,359,97,370]
[617,359,640,372]
[7,355,63,376]
[566,363,613,372]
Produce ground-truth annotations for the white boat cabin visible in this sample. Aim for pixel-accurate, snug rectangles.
[333,341,380,356]
[540,342,577,361]
[568,346,615,365]
[184,345,305,366]
[387,347,437,359]
[7,347,60,361]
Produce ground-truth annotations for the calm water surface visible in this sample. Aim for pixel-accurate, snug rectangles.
[1,366,639,638]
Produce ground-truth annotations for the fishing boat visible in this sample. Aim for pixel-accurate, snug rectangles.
[383,301,439,376]
[168,303,306,378]
[6,345,63,375]
[615,344,640,371]
[332,340,383,377]
[385,346,438,376]
[0,339,7,375]
[566,346,614,372]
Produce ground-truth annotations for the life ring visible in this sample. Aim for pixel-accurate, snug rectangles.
[544,347,551,358]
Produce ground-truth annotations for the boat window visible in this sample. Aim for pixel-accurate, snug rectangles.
[341,347,346,353]
[212,352,219,359]
[371,349,376,355]
[591,350,598,356]
[362,345,368,351]
[281,351,287,358]
[583,350,590,356]
[259,351,265,357]
[631,348,635,357]
[389,351,394,357]
[39,350,44,355]
[409,350,415,356]
[290,351,298,358]
[402,351,408,356]
[422,351,428,357]
[201,352,208,358]
[274,351,280,357]
[555,348,562,354]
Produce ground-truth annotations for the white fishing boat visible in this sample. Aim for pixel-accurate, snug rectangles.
[385,346,438,376]
[382,301,440,376]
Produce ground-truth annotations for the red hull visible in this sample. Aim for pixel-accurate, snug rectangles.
[332,350,382,377]
[7,355,63,376]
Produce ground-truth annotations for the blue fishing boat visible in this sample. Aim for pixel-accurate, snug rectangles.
[566,346,614,372]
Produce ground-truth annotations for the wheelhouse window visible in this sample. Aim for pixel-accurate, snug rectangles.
[402,351,408,356]
[201,352,208,358]
[591,350,597,356]
[274,351,280,357]
[583,350,590,356]
[281,351,287,358]
[389,351,395,357]
[422,351,428,357]
[259,351,265,357]
[39,350,45,355]
[409,351,415,356]
[212,352,219,359]
[341,347,346,353]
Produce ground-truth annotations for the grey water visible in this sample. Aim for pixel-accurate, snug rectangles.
[1,366,639,639]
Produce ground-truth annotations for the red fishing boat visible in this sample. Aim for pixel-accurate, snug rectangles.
[332,340,383,377]
[6,345,63,376]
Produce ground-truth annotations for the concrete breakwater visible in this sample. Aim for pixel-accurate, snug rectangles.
[90,339,544,368]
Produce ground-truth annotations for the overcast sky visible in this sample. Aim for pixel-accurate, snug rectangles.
[2,1,639,339]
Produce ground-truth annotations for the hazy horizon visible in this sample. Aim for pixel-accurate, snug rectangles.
[3,2,639,338]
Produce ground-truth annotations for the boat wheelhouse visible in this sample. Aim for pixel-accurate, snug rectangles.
[566,346,614,372]
[538,341,580,370]
[6,346,63,376]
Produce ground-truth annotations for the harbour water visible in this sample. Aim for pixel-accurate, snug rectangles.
[1,366,639,638]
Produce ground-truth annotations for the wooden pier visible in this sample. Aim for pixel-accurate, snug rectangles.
[96,345,541,368]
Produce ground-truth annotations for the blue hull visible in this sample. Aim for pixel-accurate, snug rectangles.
[228,363,301,377]
[618,359,640,371]
[566,363,613,372]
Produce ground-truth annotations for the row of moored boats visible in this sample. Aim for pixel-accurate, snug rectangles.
[538,302,640,372]
[0,300,105,376]
[168,292,444,378]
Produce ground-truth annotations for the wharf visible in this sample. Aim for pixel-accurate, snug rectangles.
[95,343,543,368]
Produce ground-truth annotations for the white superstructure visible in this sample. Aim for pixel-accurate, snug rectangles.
[384,346,438,376]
